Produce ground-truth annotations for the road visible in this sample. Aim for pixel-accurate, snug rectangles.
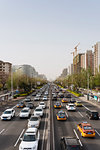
[0,85,50,150]
[50,85,100,150]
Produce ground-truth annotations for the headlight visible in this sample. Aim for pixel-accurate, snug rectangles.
[33,145,36,149]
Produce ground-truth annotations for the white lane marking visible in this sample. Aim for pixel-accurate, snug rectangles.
[66,112,69,118]
[73,129,83,147]
[95,130,100,136]
[0,129,5,134]
[14,129,25,147]
[12,105,17,109]
[78,111,84,117]
[83,104,90,110]
[17,113,20,117]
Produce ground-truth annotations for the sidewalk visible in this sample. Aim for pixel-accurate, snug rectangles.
[79,95,100,109]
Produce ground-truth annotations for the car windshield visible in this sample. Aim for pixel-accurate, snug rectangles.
[23,134,36,141]
[35,109,42,111]
[4,111,11,114]
[77,102,81,103]
[30,117,38,121]
[59,112,65,116]
[21,110,28,112]
[83,126,92,130]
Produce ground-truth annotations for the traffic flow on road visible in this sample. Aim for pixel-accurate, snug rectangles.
[0,83,100,150]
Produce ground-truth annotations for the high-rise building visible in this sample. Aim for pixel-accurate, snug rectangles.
[73,53,84,73]
[86,50,94,74]
[94,42,100,74]
[0,60,12,82]
[81,53,85,69]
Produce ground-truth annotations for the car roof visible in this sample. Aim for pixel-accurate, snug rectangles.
[26,128,37,133]
[81,122,91,126]
[64,137,79,146]
[22,107,30,110]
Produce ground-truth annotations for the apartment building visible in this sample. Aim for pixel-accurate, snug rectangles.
[94,42,100,74]
[0,60,12,81]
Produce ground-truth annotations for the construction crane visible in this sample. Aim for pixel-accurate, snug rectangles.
[74,42,80,56]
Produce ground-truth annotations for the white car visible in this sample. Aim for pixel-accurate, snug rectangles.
[66,103,76,111]
[1,108,15,120]
[19,128,40,150]
[28,115,41,128]
[19,107,31,118]
[39,102,46,109]
[34,96,40,101]
[42,96,47,101]
[34,107,43,117]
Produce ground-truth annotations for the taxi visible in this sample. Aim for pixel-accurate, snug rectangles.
[61,98,69,103]
[56,110,67,121]
[54,102,61,108]
[16,102,25,108]
[77,121,95,137]
[75,101,83,107]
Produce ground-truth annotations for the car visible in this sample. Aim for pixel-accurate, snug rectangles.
[19,128,40,150]
[58,92,64,98]
[60,136,82,150]
[1,108,15,120]
[34,107,43,117]
[42,96,48,101]
[62,98,69,103]
[16,102,25,108]
[66,103,76,111]
[77,121,95,137]
[39,102,46,109]
[19,107,31,118]
[52,94,57,101]
[56,110,67,121]
[86,109,99,120]
[34,96,40,101]
[70,98,76,103]
[28,115,41,128]
[54,102,62,108]
[64,94,71,98]
[75,101,83,107]
[24,98,31,102]
[26,102,34,109]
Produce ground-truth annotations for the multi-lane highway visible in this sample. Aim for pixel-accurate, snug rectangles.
[0,83,100,150]
[0,85,50,150]
[50,84,100,150]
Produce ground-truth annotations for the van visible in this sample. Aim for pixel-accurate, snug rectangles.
[86,110,99,120]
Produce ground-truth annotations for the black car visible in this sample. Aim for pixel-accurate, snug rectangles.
[52,94,57,101]
[60,136,82,150]
[86,109,99,120]
[70,98,76,103]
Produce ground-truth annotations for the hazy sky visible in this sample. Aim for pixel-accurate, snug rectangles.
[0,0,100,80]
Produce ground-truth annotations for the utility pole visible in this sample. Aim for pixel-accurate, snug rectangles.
[87,73,89,100]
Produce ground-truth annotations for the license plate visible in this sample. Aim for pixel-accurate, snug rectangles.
[88,132,91,134]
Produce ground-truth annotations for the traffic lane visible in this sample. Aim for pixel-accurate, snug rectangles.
[52,101,77,150]
[66,108,100,150]
[15,100,49,150]
[0,116,27,150]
